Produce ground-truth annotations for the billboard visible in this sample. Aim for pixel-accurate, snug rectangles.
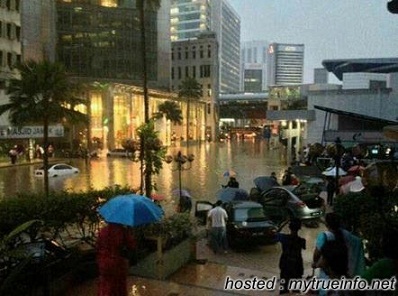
[0,125,64,139]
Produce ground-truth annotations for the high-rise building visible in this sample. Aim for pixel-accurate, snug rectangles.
[0,0,22,83]
[0,0,22,125]
[56,0,171,89]
[170,0,240,93]
[267,43,304,86]
[241,40,269,92]
[170,0,211,41]
[171,32,219,140]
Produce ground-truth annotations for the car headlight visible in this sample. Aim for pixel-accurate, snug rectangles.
[242,221,247,227]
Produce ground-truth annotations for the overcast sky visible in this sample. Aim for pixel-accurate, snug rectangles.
[228,0,398,83]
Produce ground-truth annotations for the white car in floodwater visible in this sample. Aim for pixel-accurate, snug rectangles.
[34,163,79,178]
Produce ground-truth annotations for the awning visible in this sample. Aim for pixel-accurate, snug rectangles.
[314,105,398,125]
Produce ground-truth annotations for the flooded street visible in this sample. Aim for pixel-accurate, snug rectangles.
[0,140,290,201]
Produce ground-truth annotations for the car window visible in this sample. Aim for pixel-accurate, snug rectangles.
[262,189,289,206]
[234,207,265,222]
[55,165,70,170]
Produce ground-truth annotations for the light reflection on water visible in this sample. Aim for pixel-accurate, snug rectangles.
[1,141,289,202]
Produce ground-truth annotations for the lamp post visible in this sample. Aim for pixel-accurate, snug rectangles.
[165,151,195,202]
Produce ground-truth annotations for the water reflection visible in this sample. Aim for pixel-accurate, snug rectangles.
[0,141,288,201]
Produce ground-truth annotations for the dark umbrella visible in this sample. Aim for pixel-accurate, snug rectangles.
[172,189,192,198]
[253,176,279,192]
[217,187,249,202]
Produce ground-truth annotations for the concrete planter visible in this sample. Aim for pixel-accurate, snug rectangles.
[129,236,195,280]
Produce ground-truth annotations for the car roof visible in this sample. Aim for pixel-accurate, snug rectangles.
[228,201,263,208]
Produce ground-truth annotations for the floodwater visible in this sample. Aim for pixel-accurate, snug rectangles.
[0,139,291,201]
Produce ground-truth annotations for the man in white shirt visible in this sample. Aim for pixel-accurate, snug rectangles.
[207,200,228,254]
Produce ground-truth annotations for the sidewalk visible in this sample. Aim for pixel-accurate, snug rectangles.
[67,244,283,296]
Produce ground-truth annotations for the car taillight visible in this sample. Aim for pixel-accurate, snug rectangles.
[297,201,306,208]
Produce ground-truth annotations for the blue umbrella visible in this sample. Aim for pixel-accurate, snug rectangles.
[217,187,249,202]
[253,176,279,192]
[98,194,163,227]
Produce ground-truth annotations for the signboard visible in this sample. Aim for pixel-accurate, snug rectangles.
[0,125,64,139]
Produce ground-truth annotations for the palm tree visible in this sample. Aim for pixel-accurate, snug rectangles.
[136,0,161,194]
[154,100,183,125]
[0,60,88,197]
[178,77,202,147]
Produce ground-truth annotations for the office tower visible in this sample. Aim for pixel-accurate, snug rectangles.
[0,0,22,126]
[0,0,22,87]
[56,0,171,89]
[267,43,304,86]
[171,0,241,93]
[241,40,270,92]
[171,32,219,140]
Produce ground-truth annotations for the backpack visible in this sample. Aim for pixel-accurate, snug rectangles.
[321,232,349,277]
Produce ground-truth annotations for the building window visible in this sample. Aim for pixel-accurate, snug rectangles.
[208,45,211,58]
[7,23,12,39]
[0,51,3,67]
[192,46,196,59]
[185,66,189,78]
[200,46,204,58]
[192,66,196,78]
[171,67,174,79]
[200,65,210,77]
[7,52,12,68]
[185,47,189,59]
[171,50,174,60]
[178,67,181,79]
[16,25,20,41]
[177,48,181,60]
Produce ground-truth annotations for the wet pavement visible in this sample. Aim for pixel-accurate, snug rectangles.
[67,217,328,296]
[0,150,330,295]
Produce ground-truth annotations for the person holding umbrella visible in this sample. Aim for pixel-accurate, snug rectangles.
[96,223,136,296]
[97,194,164,296]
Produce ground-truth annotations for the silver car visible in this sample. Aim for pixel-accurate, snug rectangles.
[260,185,325,225]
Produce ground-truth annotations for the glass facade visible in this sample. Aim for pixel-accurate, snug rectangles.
[56,0,158,83]
[170,0,211,41]
[244,69,262,92]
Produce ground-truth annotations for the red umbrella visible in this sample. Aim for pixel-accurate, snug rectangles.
[151,193,165,201]
[339,175,356,186]
[347,165,365,174]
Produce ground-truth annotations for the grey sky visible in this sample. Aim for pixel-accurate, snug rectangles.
[229,0,398,83]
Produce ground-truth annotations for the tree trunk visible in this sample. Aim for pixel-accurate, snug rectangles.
[43,117,49,197]
[186,99,190,150]
[139,0,149,194]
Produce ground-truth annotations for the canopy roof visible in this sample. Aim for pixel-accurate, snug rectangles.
[322,58,398,80]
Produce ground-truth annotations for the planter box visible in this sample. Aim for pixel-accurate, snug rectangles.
[129,236,195,280]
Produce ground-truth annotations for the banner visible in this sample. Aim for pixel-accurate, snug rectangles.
[0,125,64,139]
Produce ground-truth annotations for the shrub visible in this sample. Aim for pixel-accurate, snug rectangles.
[334,187,398,262]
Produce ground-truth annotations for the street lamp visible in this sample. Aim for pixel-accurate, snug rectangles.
[165,151,195,202]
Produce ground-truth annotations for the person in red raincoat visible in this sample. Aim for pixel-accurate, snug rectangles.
[96,223,136,296]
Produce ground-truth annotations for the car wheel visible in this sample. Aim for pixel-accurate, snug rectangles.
[53,175,58,177]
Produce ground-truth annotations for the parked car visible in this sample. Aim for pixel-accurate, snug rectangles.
[34,164,80,178]
[195,200,278,248]
[259,185,325,226]
[106,148,132,158]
